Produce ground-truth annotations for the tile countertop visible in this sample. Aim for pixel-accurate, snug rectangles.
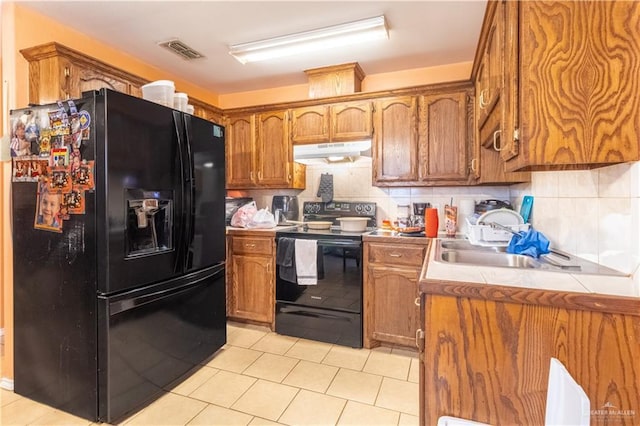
[419,238,640,316]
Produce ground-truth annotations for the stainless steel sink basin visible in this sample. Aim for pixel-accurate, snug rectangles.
[440,250,542,269]
[434,239,627,276]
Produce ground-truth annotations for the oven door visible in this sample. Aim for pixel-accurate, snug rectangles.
[275,238,362,313]
[275,237,362,348]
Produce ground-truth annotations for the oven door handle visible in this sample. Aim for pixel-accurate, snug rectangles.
[279,307,353,321]
[317,240,362,248]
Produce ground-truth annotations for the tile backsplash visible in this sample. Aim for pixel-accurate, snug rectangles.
[242,158,640,279]
[511,162,640,277]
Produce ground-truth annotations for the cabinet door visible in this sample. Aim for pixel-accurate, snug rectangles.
[255,110,291,186]
[516,0,640,168]
[365,266,420,347]
[331,101,373,142]
[230,254,273,323]
[420,91,470,182]
[226,115,255,188]
[373,96,419,184]
[291,106,329,144]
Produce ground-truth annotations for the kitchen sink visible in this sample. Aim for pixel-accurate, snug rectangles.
[434,239,627,276]
[440,249,542,269]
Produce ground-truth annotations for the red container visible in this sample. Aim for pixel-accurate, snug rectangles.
[425,207,439,238]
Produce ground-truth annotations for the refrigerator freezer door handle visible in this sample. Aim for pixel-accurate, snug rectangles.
[173,110,187,273]
[183,115,196,269]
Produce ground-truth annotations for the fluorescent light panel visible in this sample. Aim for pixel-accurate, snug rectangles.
[229,15,388,64]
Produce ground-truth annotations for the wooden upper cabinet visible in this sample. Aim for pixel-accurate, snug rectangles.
[291,101,372,144]
[373,96,419,184]
[331,101,373,142]
[226,111,305,190]
[20,42,148,104]
[256,110,291,186]
[291,106,330,144]
[225,115,255,188]
[420,91,471,182]
[506,0,640,171]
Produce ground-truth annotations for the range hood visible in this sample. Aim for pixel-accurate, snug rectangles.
[293,140,371,162]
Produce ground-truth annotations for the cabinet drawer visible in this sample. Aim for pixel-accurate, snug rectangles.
[232,236,273,255]
[367,243,426,267]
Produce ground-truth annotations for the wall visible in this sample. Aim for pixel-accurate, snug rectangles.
[245,157,511,230]
[511,162,640,279]
[218,62,472,109]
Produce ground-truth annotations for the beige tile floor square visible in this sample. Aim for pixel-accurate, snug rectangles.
[186,404,253,426]
[282,359,339,393]
[322,345,370,371]
[363,350,411,380]
[279,389,346,426]
[326,368,383,405]
[231,379,299,421]
[242,352,299,383]
[375,377,419,416]
[1,324,423,426]
[250,333,298,355]
[205,345,262,373]
[284,339,333,363]
[337,400,400,425]
[189,370,257,407]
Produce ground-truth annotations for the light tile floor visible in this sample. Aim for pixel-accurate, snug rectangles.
[0,322,420,425]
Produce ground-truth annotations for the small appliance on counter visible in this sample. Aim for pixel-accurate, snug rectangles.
[411,202,430,227]
[272,195,299,224]
[225,197,254,225]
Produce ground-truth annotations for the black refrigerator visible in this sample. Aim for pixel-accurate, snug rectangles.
[10,89,227,423]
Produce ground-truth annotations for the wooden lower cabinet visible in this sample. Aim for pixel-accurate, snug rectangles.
[363,240,427,348]
[418,292,640,426]
[226,234,275,327]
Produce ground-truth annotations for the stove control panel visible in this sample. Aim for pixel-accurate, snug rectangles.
[303,201,376,217]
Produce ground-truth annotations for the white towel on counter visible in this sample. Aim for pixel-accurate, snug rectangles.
[295,239,318,285]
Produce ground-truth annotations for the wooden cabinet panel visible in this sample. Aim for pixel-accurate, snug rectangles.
[226,110,304,190]
[420,91,470,182]
[231,236,273,256]
[420,293,640,426]
[505,0,640,171]
[367,243,426,267]
[226,115,255,188]
[229,255,274,324]
[373,96,419,183]
[256,110,291,186]
[20,42,148,104]
[331,101,372,142]
[291,106,329,144]
[227,235,275,326]
[364,241,426,348]
[291,101,371,144]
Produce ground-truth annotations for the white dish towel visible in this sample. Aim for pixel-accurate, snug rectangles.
[295,239,318,285]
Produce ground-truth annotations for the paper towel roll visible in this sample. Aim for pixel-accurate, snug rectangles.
[458,199,475,235]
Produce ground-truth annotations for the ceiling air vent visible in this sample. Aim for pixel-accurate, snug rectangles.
[158,39,205,60]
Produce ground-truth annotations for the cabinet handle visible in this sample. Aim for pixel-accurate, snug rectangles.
[479,89,489,109]
[414,297,420,307]
[258,171,262,180]
[389,253,402,258]
[415,328,425,352]
[250,171,254,180]
[64,67,70,78]
[244,243,256,248]
[493,129,505,151]
[470,158,478,173]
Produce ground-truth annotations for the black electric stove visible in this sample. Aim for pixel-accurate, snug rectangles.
[274,201,376,348]
[277,201,377,239]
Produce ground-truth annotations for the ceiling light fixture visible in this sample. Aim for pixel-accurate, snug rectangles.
[228,15,388,64]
